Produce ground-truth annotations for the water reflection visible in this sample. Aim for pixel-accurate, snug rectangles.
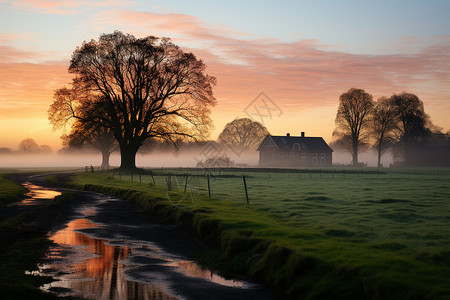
[165,260,245,288]
[43,218,178,300]
[20,182,61,205]
[25,182,256,300]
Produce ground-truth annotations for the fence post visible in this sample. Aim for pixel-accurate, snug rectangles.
[151,172,156,185]
[207,174,211,199]
[184,175,188,193]
[243,175,249,206]
[167,175,172,191]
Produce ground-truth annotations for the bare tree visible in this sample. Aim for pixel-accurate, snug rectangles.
[39,145,53,153]
[55,97,118,168]
[218,118,269,155]
[371,97,397,167]
[333,88,374,166]
[389,92,431,163]
[49,31,216,169]
[62,121,117,168]
[18,138,40,153]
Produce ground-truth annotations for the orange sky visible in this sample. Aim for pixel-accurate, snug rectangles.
[1,1,449,152]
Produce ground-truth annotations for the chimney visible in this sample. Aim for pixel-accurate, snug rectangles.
[286,133,290,137]
[301,132,305,137]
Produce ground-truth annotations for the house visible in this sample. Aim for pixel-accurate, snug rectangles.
[257,132,333,167]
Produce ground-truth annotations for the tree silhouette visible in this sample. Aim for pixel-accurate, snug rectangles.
[389,92,431,163]
[371,97,397,167]
[49,31,216,169]
[18,138,40,153]
[52,95,118,168]
[39,145,53,153]
[218,118,269,155]
[333,88,374,166]
[62,122,117,168]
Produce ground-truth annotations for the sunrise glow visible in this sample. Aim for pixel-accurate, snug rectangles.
[1,0,449,151]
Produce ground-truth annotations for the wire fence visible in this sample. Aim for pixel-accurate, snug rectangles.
[85,166,450,206]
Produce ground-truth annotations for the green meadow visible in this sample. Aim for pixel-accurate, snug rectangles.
[70,168,450,299]
[0,171,27,206]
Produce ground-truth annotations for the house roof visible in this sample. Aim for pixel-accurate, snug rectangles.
[257,135,334,152]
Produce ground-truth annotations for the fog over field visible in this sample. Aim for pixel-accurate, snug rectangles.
[0,149,391,168]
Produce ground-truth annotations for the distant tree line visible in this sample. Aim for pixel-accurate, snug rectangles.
[332,88,450,167]
[0,138,53,154]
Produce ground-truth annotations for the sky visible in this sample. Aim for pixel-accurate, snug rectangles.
[0,0,449,151]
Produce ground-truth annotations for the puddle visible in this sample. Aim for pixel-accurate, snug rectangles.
[33,202,251,299]
[19,182,61,205]
[164,260,245,288]
[38,218,179,300]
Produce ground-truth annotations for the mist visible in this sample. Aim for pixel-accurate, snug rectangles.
[0,148,390,169]
[332,150,393,168]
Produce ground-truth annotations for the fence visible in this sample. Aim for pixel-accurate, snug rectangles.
[84,166,450,207]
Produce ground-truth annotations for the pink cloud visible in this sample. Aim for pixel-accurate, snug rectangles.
[2,10,449,133]
[3,0,131,15]
[90,10,449,113]
[0,58,71,118]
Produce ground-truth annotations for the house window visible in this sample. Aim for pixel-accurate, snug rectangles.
[280,151,285,157]
[301,153,306,164]
[290,152,295,157]
[321,153,326,165]
[313,153,317,165]
[293,143,301,151]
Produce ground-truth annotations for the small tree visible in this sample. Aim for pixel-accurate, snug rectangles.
[18,138,40,153]
[39,145,53,153]
[62,123,117,168]
[333,88,374,166]
[218,118,269,156]
[371,97,397,167]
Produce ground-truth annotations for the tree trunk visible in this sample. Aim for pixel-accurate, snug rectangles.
[377,143,382,168]
[119,144,138,170]
[101,149,111,169]
[352,140,358,166]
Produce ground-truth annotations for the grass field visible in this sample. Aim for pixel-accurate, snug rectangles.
[71,167,450,299]
[0,171,27,206]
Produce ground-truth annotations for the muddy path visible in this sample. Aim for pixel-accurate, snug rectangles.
[14,172,284,300]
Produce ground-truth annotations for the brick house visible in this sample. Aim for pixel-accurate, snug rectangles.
[257,132,333,167]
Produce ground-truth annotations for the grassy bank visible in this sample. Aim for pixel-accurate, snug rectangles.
[66,169,450,299]
[0,173,27,206]
[0,181,77,300]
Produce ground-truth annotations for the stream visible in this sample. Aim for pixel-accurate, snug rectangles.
[24,179,281,300]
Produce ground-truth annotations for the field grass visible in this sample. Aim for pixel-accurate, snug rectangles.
[69,168,450,299]
[0,172,27,206]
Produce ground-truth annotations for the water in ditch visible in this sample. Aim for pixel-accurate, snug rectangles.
[26,184,280,300]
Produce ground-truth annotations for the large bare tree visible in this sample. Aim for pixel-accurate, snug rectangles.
[218,118,269,155]
[49,31,216,169]
[333,88,374,166]
[371,97,397,167]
